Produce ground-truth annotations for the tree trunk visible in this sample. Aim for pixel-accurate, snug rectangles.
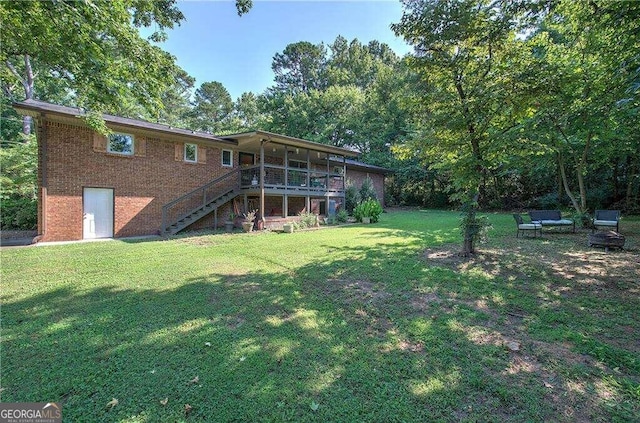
[626,156,639,209]
[461,191,480,257]
[576,132,592,212]
[5,54,35,135]
[558,152,583,213]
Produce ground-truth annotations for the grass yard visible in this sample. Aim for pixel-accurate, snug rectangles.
[1,209,639,422]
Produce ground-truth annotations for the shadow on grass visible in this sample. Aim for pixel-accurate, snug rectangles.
[2,216,639,422]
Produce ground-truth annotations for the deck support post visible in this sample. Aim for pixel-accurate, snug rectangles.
[260,140,265,225]
[325,153,331,216]
[283,195,288,218]
[342,155,347,209]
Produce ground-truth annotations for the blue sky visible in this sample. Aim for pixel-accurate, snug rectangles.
[149,1,412,100]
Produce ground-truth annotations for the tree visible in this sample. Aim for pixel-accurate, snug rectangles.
[189,81,234,134]
[226,92,265,133]
[392,0,534,255]
[0,0,253,134]
[326,36,398,89]
[525,1,640,216]
[155,68,195,128]
[0,0,189,133]
[271,41,327,94]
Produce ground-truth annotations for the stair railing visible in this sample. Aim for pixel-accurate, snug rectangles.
[161,168,242,234]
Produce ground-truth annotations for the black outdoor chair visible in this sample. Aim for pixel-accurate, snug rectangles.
[592,210,620,233]
[513,214,542,238]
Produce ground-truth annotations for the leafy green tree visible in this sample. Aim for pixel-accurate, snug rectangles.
[0,0,253,134]
[156,69,195,128]
[226,92,265,133]
[392,0,534,255]
[189,81,234,134]
[0,0,188,130]
[525,0,640,216]
[0,135,37,229]
[271,41,327,94]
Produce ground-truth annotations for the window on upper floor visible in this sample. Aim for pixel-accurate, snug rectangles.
[222,149,233,167]
[288,159,308,169]
[184,143,197,163]
[107,133,134,155]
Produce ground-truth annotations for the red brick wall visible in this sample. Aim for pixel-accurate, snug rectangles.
[41,120,239,241]
[346,169,385,207]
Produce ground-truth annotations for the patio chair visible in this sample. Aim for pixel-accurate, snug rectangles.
[513,214,542,238]
[592,210,620,233]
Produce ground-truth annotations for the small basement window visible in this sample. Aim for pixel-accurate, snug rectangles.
[108,133,134,155]
[184,143,197,163]
[222,149,233,167]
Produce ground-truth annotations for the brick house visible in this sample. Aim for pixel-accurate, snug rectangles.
[13,99,389,242]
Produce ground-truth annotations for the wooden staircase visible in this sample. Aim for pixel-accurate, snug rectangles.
[161,169,241,236]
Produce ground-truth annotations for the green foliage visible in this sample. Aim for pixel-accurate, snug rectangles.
[1,1,187,115]
[570,210,593,229]
[359,176,377,202]
[353,199,383,223]
[459,208,491,246]
[335,208,348,223]
[189,81,234,134]
[1,196,36,230]
[0,137,37,229]
[344,183,360,214]
[271,41,327,94]
[295,211,318,229]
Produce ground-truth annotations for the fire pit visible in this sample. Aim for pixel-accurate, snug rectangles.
[589,231,625,252]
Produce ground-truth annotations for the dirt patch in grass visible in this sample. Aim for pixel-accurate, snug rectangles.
[324,278,392,304]
[423,232,640,295]
[420,230,640,420]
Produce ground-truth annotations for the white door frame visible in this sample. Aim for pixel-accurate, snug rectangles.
[83,187,114,239]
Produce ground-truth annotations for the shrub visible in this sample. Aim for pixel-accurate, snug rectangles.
[295,211,317,229]
[345,184,360,214]
[359,177,377,202]
[0,138,37,230]
[353,199,383,223]
[336,209,348,223]
[0,196,36,229]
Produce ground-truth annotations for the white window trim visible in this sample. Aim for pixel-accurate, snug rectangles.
[107,133,134,156]
[222,149,233,167]
[184,143,198,163]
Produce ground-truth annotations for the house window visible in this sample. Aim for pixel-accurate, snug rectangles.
[239,152,255,166]
[222,149,233,167]
[184,143,197,163]
[288,159,308,169]
[107,133,134,155]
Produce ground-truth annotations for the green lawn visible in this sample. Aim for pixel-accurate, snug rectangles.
[1,209,639,422]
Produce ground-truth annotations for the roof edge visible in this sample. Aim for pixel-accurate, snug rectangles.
[13,99,235,145]
[221,130,359,157]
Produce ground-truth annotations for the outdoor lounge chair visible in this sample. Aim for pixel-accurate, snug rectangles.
[528,210,575,233]
[513,214,542,238]
[592,210,620,233]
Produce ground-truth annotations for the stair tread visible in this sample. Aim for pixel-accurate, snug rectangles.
[165,190,238,236]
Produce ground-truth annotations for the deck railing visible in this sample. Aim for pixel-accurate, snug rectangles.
[161,168,241,234]
[240,164,345,194]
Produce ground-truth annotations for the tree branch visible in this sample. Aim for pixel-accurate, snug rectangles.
[5,60,26,87]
